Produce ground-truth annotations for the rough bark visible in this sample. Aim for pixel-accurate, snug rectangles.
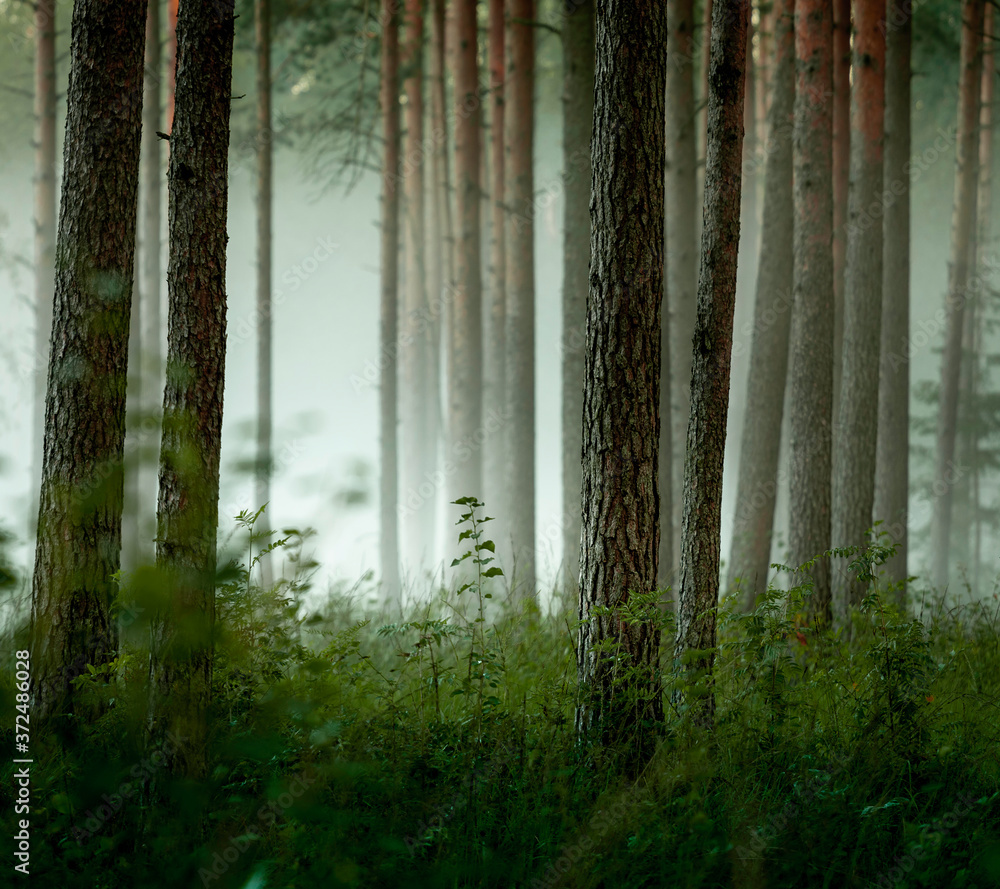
[561,0,593,596]
[831,0,850,418]
[401,0,433,572]
[448,0,484,534]
[577,0,666,756]
[29,0,147,728]
[831,0,885,617]
[505,0,535,594]
[674,0,748,725]
[254,0,274,588]
[931,0,983,591]
[727,0,794,608]
[30,0,57,543]
[788,0,834,621]
[167,0,178,132]
[667,0,699,572]
[874,0,912,600]
[379,0,402,598]
[149,0,235,781]
[483,0,507,532]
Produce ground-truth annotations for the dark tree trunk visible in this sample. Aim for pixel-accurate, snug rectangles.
[30,0,57,543]
[401,0,433,571]
[167,0,178,132]
[149,0,235,780]
[379,0,402,598]
[728,0,794,608]
[577,0,666,757]
[874,0,912,599]
[483,0,507,534]
[674,0,748,725]
[255,0,274,587]
[932,0,983,590]
[788,0,835,621]
[30,0,147,728]
[831,0,850,417]
[561,0,593,596]
[667,0,699,572]
[831,0,885,617]
[505,0,535,594]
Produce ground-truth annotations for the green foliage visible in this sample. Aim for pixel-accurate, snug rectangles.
[2,520,999,888]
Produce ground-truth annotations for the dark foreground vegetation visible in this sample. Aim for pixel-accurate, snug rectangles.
[2,510,999,889]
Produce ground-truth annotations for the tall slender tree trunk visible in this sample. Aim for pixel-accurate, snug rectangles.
[448,0,484,538]
[831,0,886,617]
[167,0,178,132]
[561,0,593,596]
[401,0,432,573]
[577,0,666,759]
[30,0,57,543]
[831,0,850,417]
[150,0,235,781]
[505,0,535,594]
[788,0,834,622]
[426,0,451,568]
[140,0,163,565]
[931,0,984,591]
[675,0,748,726]
[668,0,699,572]
[483,0,507,531]
[254,0,274,587]
[379,0,402,598]
[30,0,147,727]
[875,0,912,600]
[728,0,795,608]
[756,0,773,137]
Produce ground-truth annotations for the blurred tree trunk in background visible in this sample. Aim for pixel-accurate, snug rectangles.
[832,0,885,618]
[426,0,451,568]
[577,0,666,760]
[561,0,593,597]
[378,0,401,598]
[675,0,748,727]
[728,0,794,608]
[831,0,850,418]
[448,0,484,545]
[504,0,535,595]
[788,0,834,622]
[149,0,235,780]
[30,0,56,545]
[483,0,506,543]
[875,0,913,601]
[255,0,274,588]
[401,0,433,572]
[756,0,772,138]
[31,0,147,728]
[668,0,699,574]
[932,0,984,591]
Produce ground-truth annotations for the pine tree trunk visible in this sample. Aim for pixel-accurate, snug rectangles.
[140,0,163,566]
[561,0,593,596]
[30,0,57,544]
[505,0,535,594]
[788,0,835,621]
[255,0,274,587]
[831,0,850,418]
[674,0,748,726]
[379,0,402,598]
[30,0,147,727]
[149,0,235,780]
[448,0,484,535]
[931,0,984,591]
[831,0,885,617]
[728,0,794,608]
[874,0,912,600]
[401,0,432,572]
[167,0,178,132]
[756,0,772,136]
[483,0,507,533]
[667,0,699,572]
[577,0,666,757]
